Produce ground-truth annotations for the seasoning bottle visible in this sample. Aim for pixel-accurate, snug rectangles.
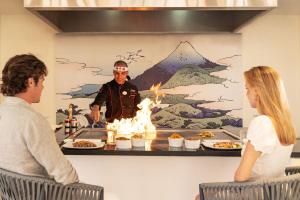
[71,117,78,134]
[64,118,70,134]
[64,104,73,135]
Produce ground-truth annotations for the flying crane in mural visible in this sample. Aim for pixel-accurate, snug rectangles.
[56,40,242,129]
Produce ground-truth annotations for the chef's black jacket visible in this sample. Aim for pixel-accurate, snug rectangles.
[90,80,141,123]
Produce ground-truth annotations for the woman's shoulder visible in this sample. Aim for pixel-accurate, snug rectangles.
[248,115,275,136]
[247,115,278,154]
[248,115,276,140]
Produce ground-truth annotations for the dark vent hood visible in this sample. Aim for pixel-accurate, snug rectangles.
[24,0,277,33]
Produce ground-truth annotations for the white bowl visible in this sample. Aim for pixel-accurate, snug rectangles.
[184,139,201,149]
[168,137,184,148]
[116,139,132,149]
[131,138,145,147]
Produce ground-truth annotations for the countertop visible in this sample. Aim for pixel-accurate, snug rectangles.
[56,127,300,157]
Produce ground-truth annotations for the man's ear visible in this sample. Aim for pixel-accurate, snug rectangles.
[27,77,35,88]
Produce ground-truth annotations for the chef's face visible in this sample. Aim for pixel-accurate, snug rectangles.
[113,70,128,85]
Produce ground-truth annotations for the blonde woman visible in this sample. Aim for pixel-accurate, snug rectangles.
[196,66,296,200]
[235,66,296,181]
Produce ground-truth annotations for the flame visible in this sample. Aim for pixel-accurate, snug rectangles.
[150,82,165,105]
[106,83,164,136]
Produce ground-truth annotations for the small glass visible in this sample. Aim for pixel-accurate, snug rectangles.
[239,127,248,144]
[107,131,116,144]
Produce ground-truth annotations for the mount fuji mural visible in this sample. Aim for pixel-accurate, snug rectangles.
[55,35,243,129]
[131,41,226,91]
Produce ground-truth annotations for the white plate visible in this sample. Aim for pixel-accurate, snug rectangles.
[62,139,104,149]
[202,140,242,150]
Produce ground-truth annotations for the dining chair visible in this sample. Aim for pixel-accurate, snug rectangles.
[199,166,300,200]
[0,168,104,200]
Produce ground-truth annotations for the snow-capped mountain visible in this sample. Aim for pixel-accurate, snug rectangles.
[158,41,218,73]
[130,41,220,91]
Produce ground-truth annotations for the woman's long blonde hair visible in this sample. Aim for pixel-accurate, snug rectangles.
[244,66,296,145]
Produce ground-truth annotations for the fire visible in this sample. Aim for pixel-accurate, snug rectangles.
[106,83,164,136]
[150,82,164,105]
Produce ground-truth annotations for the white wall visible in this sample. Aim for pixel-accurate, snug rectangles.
[239,0,300,136]
[0,0,57,124]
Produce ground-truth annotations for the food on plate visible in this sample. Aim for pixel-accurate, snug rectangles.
[116,137,130,140]
[213,141,241,149]
[73,140,97,148]
[169,133,183,139]
[198,131,215,138]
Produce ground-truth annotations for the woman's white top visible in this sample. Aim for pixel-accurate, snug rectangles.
[242,115,294,180]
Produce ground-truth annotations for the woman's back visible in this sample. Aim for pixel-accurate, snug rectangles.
[243,115,294,180]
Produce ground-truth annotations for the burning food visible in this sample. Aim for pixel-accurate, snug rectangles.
[106,83,164,135]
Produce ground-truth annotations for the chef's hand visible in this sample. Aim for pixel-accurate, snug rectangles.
[90,105,100,122]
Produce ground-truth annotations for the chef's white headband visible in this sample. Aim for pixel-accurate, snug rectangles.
[113,65,128,72]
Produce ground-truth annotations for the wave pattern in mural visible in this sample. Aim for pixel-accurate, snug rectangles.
[56,38,242,129]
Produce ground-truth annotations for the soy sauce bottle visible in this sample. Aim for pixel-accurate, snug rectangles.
[64,104,73,135]
[64,118,70,135]
[71,117,78,134]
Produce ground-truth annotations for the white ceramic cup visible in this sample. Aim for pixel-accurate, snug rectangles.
[184,139,200,149]
[131,138,145,147]
[116,139,132,149]
[168,137,184,148]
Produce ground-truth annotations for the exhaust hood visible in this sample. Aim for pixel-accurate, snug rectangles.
[24,0,277,33]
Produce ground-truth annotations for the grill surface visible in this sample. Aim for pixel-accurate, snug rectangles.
[73,128,239,142]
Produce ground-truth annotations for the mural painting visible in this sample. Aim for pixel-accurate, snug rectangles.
[55,35,243,129]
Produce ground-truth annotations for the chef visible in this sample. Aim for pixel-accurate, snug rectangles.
[90,60,141,123]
